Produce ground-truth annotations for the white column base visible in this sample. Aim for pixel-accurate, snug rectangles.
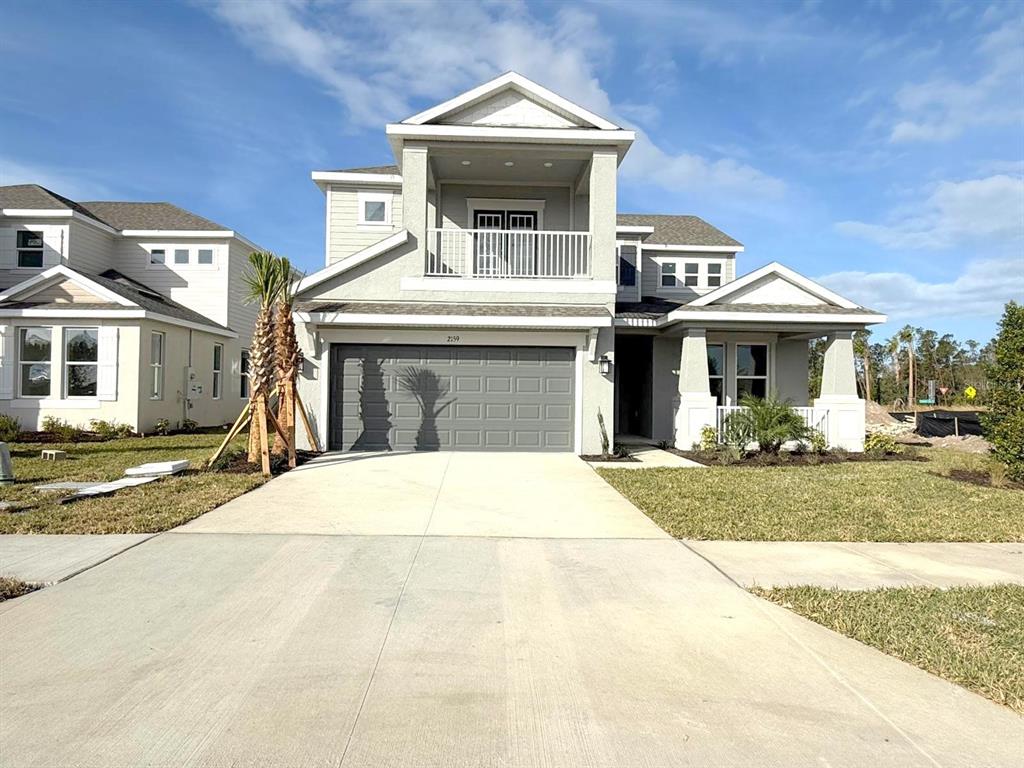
[674,393,718,451]
[813,395,866,452]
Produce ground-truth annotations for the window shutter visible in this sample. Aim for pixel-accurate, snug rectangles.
[0,325,13,399]
[96,326,119,401]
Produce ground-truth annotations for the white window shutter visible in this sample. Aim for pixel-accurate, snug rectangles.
[0,325,13,400]
[97,326,119,401]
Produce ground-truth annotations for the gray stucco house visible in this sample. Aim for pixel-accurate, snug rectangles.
[293,73,884,455]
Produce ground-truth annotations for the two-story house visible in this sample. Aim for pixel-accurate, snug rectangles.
[0,184,260,433]
[292,73,885,454]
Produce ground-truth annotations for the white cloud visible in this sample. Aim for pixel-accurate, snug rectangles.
[888,17,1023,143]
[818,257,1024,321]
[207,0,784,198]
[836,174,1024,249]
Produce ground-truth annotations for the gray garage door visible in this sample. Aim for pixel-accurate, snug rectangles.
[329,344,575,452]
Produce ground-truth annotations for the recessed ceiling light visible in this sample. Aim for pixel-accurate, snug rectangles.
[504,161,515,167]
[543,162,553,168]
[461,160,471,166]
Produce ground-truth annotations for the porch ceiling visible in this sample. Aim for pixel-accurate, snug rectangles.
[429,146,588,184]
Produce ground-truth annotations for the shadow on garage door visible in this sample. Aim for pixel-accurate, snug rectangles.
[329,344,576,452]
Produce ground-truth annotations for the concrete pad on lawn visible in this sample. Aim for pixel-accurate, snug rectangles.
[687,540,1024,589]
[0,534,154,584]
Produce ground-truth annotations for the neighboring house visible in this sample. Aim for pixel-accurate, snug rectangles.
[293,72,885,454]
[0,185,260,432]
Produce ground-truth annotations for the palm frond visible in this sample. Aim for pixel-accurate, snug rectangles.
[243,251,284,305]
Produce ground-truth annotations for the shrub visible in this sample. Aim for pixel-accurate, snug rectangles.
[153,418,171,436]
[613,444,631,459]
[864,432,904,455]
[89,419,134,439]
[41,416,83,442]
[179,418,199,434]
[981,301,1024,482]
[716,445,743,466]
[698,425,718,452]
[724,395,811,455]
[808,429,828,454]
[0,414,20,442]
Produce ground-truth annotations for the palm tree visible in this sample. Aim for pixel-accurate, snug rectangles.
[885,335,901,405]
[243,251,285,474]
[272,257,301,467]
[898,325,916,408]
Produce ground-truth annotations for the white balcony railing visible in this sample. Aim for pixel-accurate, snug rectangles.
[715,405,829,441]
[425,228,591,279]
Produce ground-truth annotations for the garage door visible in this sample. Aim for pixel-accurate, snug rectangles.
[329,344,575,452]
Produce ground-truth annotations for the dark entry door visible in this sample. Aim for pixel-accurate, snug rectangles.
[473,210,538,276]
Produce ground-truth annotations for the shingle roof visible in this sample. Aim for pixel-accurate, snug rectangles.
[616,300,878,320]
[77,202,228,231]
[331,165,401,175]
[0,184,232,232]
[0,266,233,332]
[617,214,741,248]
[296,301,609,318]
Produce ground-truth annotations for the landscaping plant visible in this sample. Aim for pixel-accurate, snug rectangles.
[723,395,811,455]
[981,301,1024,482]
[89,419,134,439]
[698,424,718,452]
[864,432,903,456]
[272,257,301,467]
[0,414,20,442]
[153,418,171,436]
[41,416,83,442]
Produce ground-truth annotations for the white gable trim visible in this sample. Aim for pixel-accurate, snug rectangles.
[0,307,237,337]
[295,229,410,296]
[641,243,745,253]
[402,72,620,130]
[296,311,611,329]
[0,265,136,306]
[689,262,859,309]
[311,171,403,186]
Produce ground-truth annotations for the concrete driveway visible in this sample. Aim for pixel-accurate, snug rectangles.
[1,452,1021,767]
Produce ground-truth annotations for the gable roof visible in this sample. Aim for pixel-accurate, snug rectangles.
[690,262,859,308]
[617,214,742,248]
[295,230,410,296]
[0,264,235,335]
[402,72,620,130]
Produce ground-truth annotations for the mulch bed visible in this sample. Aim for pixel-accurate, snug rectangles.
[215,449,320,475]
[670,449,928,467]
[934,469,1024,491]
[16,431,110,444]
[581,454,640,463]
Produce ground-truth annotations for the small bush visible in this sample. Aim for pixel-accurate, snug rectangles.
[179,418,199,434]
[41,416,83,442]
[153,418,171,436]
[0,576,39,602]
[0,414,20,442]
[613,444,631,459]
[698,425,718,452]
[989,460,1008,489]
[864,432,904,455]
[89,419,134,439]
[808,429,827,454]
[723,395,811,454]
[716,445,743,466]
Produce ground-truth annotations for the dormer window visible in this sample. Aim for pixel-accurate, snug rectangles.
[16,231,44,268]
[174,248,189,265]
[684,263,699,287]
[358,192,392,226]
[198,248,213,265]
[708,263,722,287]
[150,248,166,265]
[660,262,676,287]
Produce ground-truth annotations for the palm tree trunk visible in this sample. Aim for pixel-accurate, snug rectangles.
[864,349,872,402]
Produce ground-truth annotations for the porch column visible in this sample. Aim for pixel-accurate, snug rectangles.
[402,144,429,262]
[673,329,717,450]
[814,330,865,451]
[588,150,617,283]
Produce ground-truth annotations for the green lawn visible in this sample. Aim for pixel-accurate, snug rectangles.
[598,449,1024,541]
[0,434,264,534]
[754,585,1024,714]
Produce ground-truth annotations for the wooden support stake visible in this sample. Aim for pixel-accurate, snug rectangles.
[265,404,291,453]
[255,395,271,477]
[294,389,321,453]
[209,402,251,465]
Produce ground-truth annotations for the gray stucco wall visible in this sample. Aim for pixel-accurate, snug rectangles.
[775,338,810,405]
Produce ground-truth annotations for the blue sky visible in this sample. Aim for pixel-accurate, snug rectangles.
[1,0,1021,344]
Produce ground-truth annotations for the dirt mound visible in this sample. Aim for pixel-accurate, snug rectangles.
[866,400,898,425]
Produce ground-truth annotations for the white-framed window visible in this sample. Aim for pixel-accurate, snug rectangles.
[357,191,392,226]
[708,263,722,287]
[18,327,52,397]
[707,343,725,406]
[16,230,44,268]
[150,248,166,265]
[64,327,99,398]
[736,343,769,400]
[240,349,250,398]
[174,248,190,265]
[212,343,223,399]
[150,331,165,400]
[197,248,214,265]
[684,262,699,287]
[660,262,677,287]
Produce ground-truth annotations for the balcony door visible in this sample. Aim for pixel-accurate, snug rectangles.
[473,209,537,277]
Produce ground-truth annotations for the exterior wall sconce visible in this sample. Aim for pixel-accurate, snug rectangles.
[599,354,612,376]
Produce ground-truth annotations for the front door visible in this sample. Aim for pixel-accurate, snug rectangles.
[473,210,538,277]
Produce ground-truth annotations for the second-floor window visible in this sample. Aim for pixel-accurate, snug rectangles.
[16,231,44,268]
[198,248,213,265]
[358,192,392,226]
[660,262,676,287]
[684,262,699,287]
[174,248,189,265]
[708,263,722,287]
[150,248,166,265]
[212,343,223,399]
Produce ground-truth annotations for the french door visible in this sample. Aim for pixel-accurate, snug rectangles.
[473,210,538,277]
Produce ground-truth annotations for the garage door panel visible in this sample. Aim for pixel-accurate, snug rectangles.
[329,344,575,452]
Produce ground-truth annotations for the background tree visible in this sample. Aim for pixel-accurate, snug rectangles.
[981,301,1024,481]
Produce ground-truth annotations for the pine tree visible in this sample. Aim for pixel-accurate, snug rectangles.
[981,301,1024,481]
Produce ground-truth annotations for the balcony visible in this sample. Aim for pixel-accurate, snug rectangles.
[425,228,592,279]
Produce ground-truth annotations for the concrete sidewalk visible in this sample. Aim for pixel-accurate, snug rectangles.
[0,534,155,584]
[686,540,1024,589]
